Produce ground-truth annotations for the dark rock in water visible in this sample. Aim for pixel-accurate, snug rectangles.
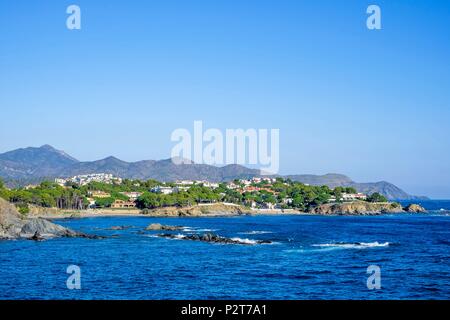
[157,232,272,245]
[145,223,184,231]
[31,231,44,241]
[77,233,105,240]
[20,218,79,238]
[0,198,100,240]
[107,225,133,230]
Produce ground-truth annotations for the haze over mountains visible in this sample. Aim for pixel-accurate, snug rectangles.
[0,145,426,200]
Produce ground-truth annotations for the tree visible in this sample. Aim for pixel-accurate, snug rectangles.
[136,192,160,209]
[345,187,357,194]
[367,192,387,203]
[39,193,56,208]
[94,197,115,208]
[312,192,330,206]
[0,178,4,189]
[333,188,343,202]
[291,194,305,210]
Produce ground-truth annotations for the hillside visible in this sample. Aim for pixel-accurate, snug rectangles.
[0,145,78,179]
[0,145,425,200]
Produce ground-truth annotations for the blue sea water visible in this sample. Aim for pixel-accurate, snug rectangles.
[1,201,449,300]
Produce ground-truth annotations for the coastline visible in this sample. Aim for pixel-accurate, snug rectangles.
[26,201,427,220]
[2,200,448,300]
[30,207,309,219]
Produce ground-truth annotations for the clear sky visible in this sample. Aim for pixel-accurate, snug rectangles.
[1,0,449,198]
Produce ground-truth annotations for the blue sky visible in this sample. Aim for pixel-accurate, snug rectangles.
[1,0,449,198]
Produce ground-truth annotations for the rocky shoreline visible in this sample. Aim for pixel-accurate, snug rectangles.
[307,201,426,215]
[0,197,430,242]
[141,203,253,216]
[0,198,100,240]
[4,200,428,224]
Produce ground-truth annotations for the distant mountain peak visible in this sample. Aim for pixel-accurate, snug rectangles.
[39,144,79,162]
[0,144,78,180]
[40,144,56,150]
[102,156,121,162]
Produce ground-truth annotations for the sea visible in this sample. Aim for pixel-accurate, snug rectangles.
[0,200,449,300]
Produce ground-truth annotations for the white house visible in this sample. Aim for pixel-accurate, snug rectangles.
[226,182,239,190]
[176,180,195,186]
[341,193,367,201]
[151,186,174,195]
[120,192,142,200]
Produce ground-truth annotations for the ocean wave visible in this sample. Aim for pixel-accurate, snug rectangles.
[238,231,273,235]
[148,233,187,240]
[143,234,159,238]
[155,233,273,245]
[182,227,218,232]
[312,241,390,249]
[229,237,276,245]
[230,237,259,245]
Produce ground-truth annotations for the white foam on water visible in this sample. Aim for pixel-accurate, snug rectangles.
[229,237,259,245]
[312,241,390,249]
[173,234,187,240]
[183,227,218,232]
[238,231,273,235]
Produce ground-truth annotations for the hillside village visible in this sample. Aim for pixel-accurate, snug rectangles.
[0,172,389,214]
[46,173,376,211]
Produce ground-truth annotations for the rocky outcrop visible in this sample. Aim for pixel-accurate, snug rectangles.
[308,201,405,215]
[0,198,99,240]
[404,204,426,213]
[106,225,133,230]
[19,218,79,238]
[145,223,184,231]
[141,203,252,217]
[157,232,272,245]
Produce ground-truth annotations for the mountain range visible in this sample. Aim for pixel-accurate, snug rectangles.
[0,145,426,200]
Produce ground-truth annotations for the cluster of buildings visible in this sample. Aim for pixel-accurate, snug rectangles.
[53,173,369,210]
[85,179,224,209]
[226,177,278,190]
[150,180,220,195]
[55,173,122,187]
[86,191,143,209]
[177,180,220,189]
[328,193,367,202]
